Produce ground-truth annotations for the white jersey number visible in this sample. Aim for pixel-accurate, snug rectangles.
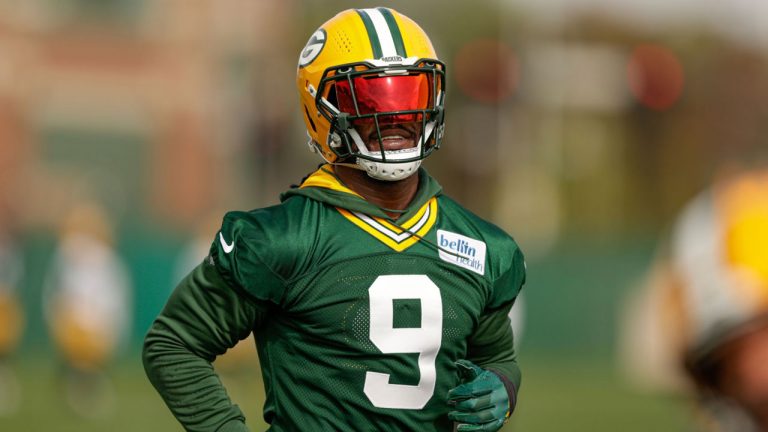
[363,275,443,409]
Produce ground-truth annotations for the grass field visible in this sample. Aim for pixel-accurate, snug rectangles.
[0,353,691,431]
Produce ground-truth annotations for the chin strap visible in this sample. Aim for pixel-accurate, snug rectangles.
[357,159,421,181]
[331,160,421,182]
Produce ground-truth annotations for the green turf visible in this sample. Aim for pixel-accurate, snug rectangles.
[0,354,690,431]
[508,354,691,431]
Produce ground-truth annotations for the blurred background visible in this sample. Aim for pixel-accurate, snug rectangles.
[0,0,767,430]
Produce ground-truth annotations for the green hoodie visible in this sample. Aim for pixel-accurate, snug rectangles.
[143,165,525,432]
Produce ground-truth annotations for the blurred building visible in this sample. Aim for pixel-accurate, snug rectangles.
[0,0,299,232]
[1,0,766,245]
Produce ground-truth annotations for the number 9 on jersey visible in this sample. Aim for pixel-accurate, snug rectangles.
[364,275,444,409]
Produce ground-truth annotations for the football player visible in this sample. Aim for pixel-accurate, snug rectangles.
[144,8,525,432]
[621,168,768,431]
[44,202,131,418]
[0,228,24,416]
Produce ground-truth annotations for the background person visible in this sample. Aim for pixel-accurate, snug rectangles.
[621,168,768,431]
[0,226,24,416]
[43,202,132,418]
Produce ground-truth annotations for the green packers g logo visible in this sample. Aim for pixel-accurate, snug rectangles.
[299,29,326,68]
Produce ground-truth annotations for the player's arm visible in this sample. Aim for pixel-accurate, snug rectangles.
[143,259,265,432]
[448,305,519,432]
[466,303,520,399]
[448,246,525,432]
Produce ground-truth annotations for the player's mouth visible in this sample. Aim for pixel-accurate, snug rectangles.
[367,125,418,152]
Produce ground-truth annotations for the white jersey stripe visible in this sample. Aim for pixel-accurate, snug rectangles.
[352,204,432,243]
[362,8,397,57]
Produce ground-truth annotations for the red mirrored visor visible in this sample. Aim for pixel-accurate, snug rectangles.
[335,74,433,124]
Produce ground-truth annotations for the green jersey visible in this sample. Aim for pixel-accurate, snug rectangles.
[144,165,526,432]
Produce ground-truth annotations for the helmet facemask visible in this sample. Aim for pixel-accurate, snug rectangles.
[315,59,446,181]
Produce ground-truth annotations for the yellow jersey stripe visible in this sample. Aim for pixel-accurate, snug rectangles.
[300,165,363,198]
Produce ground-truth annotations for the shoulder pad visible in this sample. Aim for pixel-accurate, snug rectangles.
[210,210,287,304]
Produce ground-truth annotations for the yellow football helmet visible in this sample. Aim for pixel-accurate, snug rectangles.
[297,8,446,181]
[670,169,768,381]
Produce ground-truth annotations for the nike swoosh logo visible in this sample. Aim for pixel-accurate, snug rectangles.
[219,232,234,253]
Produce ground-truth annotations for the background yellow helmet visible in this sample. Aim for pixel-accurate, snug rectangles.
[669,169,768,380]
[296,8,446,181]
[619,169,768,397]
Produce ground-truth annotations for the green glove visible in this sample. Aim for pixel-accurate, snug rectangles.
[447,360,510,432]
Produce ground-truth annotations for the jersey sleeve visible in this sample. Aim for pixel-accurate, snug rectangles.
[211,211,288,305]
[143,260,266,431]
[466,303,521,411]
[487,245,526,311]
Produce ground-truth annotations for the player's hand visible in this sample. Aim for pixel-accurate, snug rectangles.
[447,360,510,432]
